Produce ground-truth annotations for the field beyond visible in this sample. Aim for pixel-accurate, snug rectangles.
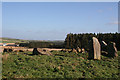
[2,51,120,78]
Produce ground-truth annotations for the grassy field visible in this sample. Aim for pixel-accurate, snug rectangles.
[0,38,29,43]
[2,51,120,78]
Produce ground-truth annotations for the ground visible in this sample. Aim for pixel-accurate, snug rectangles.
[2,51,120,78]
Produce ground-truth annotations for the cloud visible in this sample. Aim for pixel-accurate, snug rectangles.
[106,21,118,25]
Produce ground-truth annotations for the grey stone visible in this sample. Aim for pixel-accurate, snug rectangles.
[100,41,107,52]
[89,37,101,60]
[107,42,118,57]
[81,48,85,53]
[100,41,108,55]
[3,48,13,53]
[72,48,78,54]
[92,37,101,60]
[33,48,52,55]
[77,47,81,53]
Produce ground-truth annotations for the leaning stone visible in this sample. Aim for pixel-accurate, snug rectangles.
[100,41,107,52]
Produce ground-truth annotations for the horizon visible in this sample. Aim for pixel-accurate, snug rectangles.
[0,32,119,41]
[2,2,118,40]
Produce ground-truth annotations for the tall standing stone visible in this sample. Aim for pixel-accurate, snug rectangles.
[89,37,101,60]
[93,37,101,60]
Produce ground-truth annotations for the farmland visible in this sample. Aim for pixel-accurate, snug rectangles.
[2,51,119,78]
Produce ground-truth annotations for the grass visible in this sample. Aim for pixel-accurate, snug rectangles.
[0,37,29,43]
[2,51,120,78]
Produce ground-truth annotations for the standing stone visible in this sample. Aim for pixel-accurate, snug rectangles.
[89,37,101,60]
[100,41,107,51]
[93,37,101,60]
[100,41,108,55]
[107,42,118,57]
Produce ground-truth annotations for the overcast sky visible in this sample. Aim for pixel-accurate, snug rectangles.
[2,2,118,40]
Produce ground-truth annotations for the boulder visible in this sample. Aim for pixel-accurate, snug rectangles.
[81,48,85,53]
[72,48,78,54]
[3,48,13,53]
[61,49,66,52]
[13,49,25,52]
[43,49,46,52]
[61,49,72,53]
[77,47,81,53]
[32,48,52,55]
[107,42,118,57]
[89,37,101,60]
[19,50,24,52]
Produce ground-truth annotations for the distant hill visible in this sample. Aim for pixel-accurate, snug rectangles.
[0,37,29,43]
[0,37,64,43]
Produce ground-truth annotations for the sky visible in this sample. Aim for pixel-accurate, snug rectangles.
[2,2,118,40]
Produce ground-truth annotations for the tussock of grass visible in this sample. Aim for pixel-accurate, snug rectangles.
[2,51,120,78]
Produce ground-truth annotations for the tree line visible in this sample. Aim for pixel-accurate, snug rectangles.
[64,33,120,51]
[19,41,64,48]
[19,32,120,50]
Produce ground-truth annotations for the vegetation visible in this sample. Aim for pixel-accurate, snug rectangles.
[0,37,29,43]
[19,41,64,48]
[64,33,120,50]
[2,51,119,78]
[1,33,120,78]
